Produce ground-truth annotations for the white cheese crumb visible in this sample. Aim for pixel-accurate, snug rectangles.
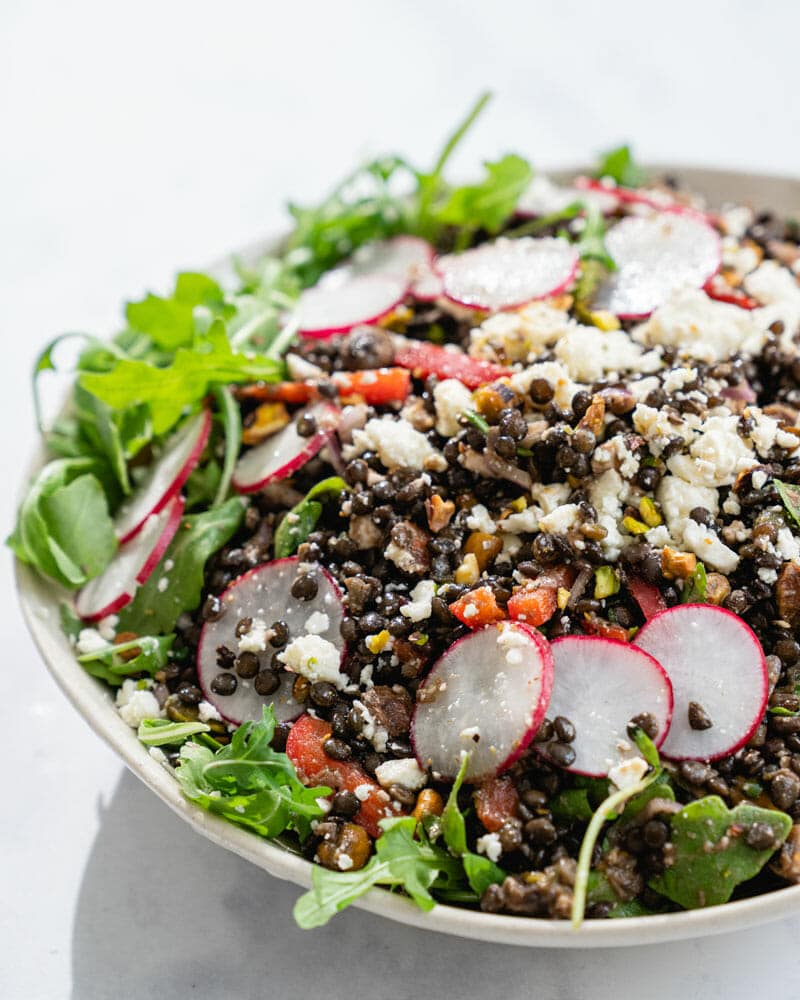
[476,832,503,863]
[76,628,109,655]
[354,784,373,802]
[400,579,437,622]
[350,416,446,471]
[277,634,345,688]
[354,700,389,752]
[116,679,162,728]
[682,520,740,574]
[97,615,118,641]
[237,617,271,653]
[304,611,330,635]
[198,700,222,723]
[538,503,580,534]
[608,756,649,793]
[467,504,497,535]
[374,757,428,790]
[433,378,474,437]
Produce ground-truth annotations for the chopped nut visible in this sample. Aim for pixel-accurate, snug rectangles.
[317,821,372,872]
[425,494,456,533]
[777,563,800,629]
[464,530,503,571]
[362,684,413,737]
[661,546,697,580]
[473,382,521,421]
[242,402,290,445]
[587,309,620,331]
[455,552,481,585]
[577,394,606,438]
[623,515,649,535]
[705,573,731,606]
[412,788,444,821]
[556,587,571,610]
[113,631,141,662]
[638,497,662,527]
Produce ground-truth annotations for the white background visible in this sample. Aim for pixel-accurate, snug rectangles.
[3,2,800,997]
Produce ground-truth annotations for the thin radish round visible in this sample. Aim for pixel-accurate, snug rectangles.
[539,636,673,778]
[232,403,339,494]
[436,237,579,312]
[296,273,408,339]
[635,604,768,762]
[574,176,687,214]
[593,211,721,319]
[411,622,554,783]
[350,235,435,280]
[516,174,619,218]
[76,495,184,621]
[410,265,444,302]
[196,557,346,724]
[114,409,210,543]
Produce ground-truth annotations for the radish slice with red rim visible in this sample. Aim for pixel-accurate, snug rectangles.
[76,494,184,621]
[411,622,554,783]
[410,266,444,302]
[516,174,619,218]
[350,235,435,281]
[538,636,673,777]
[196,556,346,724]
[296,273,408,339]
[232,403,339,494]
[436,237,579,312]
[114,409,210,543]
[593,211,721,319]
[635,604,768,762]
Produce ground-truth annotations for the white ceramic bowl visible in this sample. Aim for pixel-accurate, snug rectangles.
[16,167,800,948]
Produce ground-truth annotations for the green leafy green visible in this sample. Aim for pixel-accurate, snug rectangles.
[441,752,470,856]
[274,476,348,559]
[125,272,230,351]
[682,561,707,603]
[461,852,506,896]
[80,322,282,435]
[118,497,244,634]
[435,153,533,244]
[550,788,595,823]
[576,203,616,271]
[776,480,800,529]
[77,634,174,686]
[649,797,791,909]
[8,459,117,587]
[176,706,330,841]
[211,385,241,507]
[137,718,211,746]
[294,816,462,929]
[594,145,647,188]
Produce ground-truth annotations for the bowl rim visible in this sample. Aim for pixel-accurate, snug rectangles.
[15,163,800,948]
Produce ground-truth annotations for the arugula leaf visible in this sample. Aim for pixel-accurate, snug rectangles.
[184,459,223,511]
[118,497,244,634]
[80,321,282,435]
[436,153,533,241]
[594,145,647,188]
[137,718,211,746]
[776,480,800,529]
[9,459,117,587]
[576,203,616,271]
[682,562,707,603]
[211,385,241,508]
[294,816,462,929]
[649,797,792,909]
[274,476,347,558]
[176,706,330,841]
[125,272,230,351]
[441,752,470,856]
[77,634,174,686]
[461,852,506,896]
[550,788,594,822]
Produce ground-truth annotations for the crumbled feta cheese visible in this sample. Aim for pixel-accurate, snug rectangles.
[758,567,779,584]
[278,634,345,688]
[745,261,800,346]
[350,416,446,471]
[476,832,503,863]
[116,679,162,728]
[720,205,754,239]
[682,520,740,574]
[354,783,373,802]
[751,470,768,491]
[433,378,474,437]
[588,469,629,559]
[467,504,497,535]
[662,366,698,394]
[76,628,108,655]
[608,756,649,793]
[198,700,222,723]
[554,325,656,382]
[304,611,330,635]
[462,603,478,620]
[645,525,671,548]
[634,287,765,363]
[470,299,574,363]
[750,410,799,456]
[97,615,118,641]
[354,700,389,752]
[374,757,427,790]
[538,503,580,534]
[237,617,271,653]
[529,482,572,514]
[667,415,754,488]
[721,236,760,277]
[400,579,436,622]
[776,527,800,563]
[385,540,422,573]
[498,505,542,534]
[509,361,581,410]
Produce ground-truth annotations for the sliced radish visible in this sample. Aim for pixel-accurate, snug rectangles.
[410,265,444,302]
[411,622,554,783]
[196,556,346,724]
[76,495,184,621]
[593,211,721,319]
[114,409,210,543]
[436,237,579,312]
[296,273,408,339]
[350,235,434,280]
[574,176,682,214]
[635,604,768,762]
[539,636,673,778]
[516,174,619,218]
[232,402,339,494]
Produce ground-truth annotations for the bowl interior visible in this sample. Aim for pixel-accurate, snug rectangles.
[16,165,800,948]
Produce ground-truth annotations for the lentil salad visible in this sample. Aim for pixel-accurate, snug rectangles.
[12,95,800,929]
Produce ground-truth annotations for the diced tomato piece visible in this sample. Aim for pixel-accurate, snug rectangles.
[474,776,520,832]
[394,340,512,389]
[235,382,316,404]
[507,586,558,627]
[331,367,411,404]
[628,577,667,621]
[285,714,403,837]
[449,586,505,628]
[703,276,759,310]
[531,565,575,592]
[584,613,630,643]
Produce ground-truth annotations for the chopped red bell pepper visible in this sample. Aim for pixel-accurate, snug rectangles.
[474,776,520,832]
[449,586,505,628]
[507,586,558,627]
[285,714,403,837]
[394,340,512,389]
[703,275,759,310]
[234,367,411,408]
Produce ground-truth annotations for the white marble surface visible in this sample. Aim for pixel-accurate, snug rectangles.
[3,1,800,996]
